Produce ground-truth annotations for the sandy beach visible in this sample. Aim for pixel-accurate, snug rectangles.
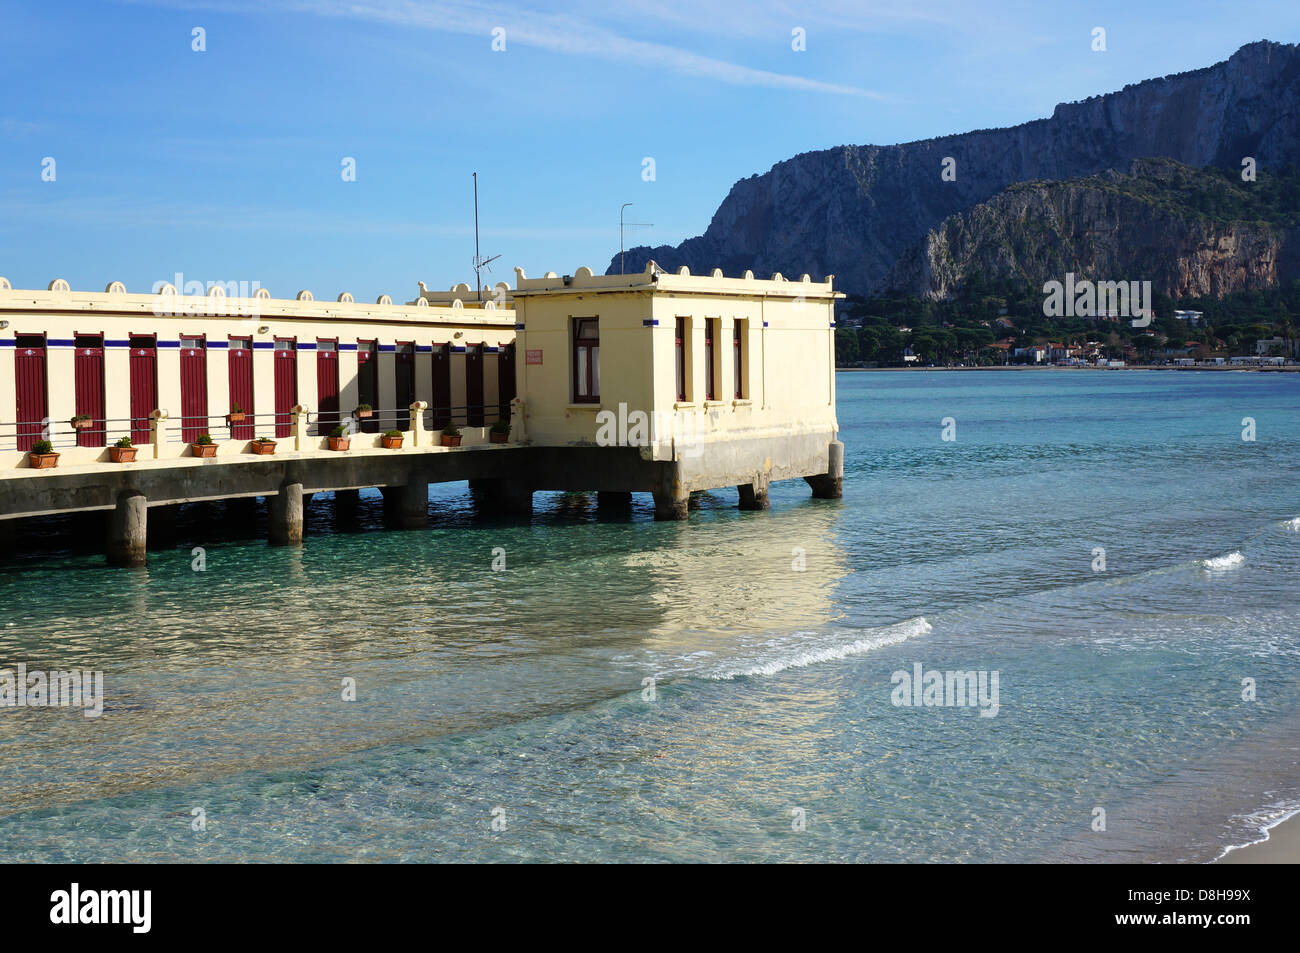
[1218,812,1300,864]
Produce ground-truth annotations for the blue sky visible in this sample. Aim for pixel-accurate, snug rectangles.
[2,0,1298,302]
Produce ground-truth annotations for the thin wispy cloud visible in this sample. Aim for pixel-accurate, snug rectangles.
[125,0,891,99]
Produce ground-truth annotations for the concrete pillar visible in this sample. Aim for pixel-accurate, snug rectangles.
[394,478,428,529]
[653,489,689,521]
[804,440,844,500]
[737,474,770,510]
[108,491,148,567]
[269,482,304,546]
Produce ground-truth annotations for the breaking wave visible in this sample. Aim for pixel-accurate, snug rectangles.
[1202,551,1246,571]
[701,617,933,680]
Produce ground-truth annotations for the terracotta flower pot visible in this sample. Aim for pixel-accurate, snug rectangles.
[191,443,217,458]
[489,431,509,444]
[71,418,93,430]
[109,446,137,463]
[251,440,276,455]
[356,410,373,419]
[441,434,462,447]
[226,412,246,424]
[328,436,350,451]
[28,452,59,469]
[381,435,404,449]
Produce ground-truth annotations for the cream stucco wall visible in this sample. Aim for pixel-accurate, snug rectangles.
[0,282,515,468]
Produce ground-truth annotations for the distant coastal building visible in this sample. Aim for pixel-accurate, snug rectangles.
[1173,310,1204,326]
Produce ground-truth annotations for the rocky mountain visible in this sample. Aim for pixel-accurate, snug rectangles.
[608,41,1300,297]
[888,158,1300,299]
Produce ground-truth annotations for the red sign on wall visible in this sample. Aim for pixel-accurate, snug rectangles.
[526,349,543,365]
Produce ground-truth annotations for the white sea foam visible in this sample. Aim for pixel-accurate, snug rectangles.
[1202,551,1246,570]
[1285,517,1300,531]
[702,617,933,680]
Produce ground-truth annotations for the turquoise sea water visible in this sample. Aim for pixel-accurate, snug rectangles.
[2,369,1299,862]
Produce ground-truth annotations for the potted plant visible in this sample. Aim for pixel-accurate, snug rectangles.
[191,433,217,458]
[441,422,462,447]
[226,404,246,424]
[70,414,93,431]
[109,435,137,463]
[489,419,510,444]
[251,436,277,455]
[354,403,373,419]
[381,429,404,450]
[28,439,59,469]
[328,424,351,451]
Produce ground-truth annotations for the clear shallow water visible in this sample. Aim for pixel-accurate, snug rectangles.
[1,369,1298,862]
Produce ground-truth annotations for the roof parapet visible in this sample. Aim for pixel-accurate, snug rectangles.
[510,260,840,298]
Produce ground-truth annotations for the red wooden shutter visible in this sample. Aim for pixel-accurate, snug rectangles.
[274,339,297,438]
[74,334,106,447]
[14,336,48,452]
[228,337,254,440]
[129,336,157,446]
[497,342,516,423]
[179,334,208,443]
[465,344,484,426]
[316,340,339,432]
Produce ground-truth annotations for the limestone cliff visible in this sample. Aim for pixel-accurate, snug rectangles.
[888,158,1300,299]
[607,41,1300,297]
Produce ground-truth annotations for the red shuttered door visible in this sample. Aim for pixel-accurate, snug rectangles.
[395,343,414,430]
[129,336,158,446]
[357,340,378,433]
[316,340,339,433]
[74,334,106,447]
[179,335,208,443]
[466,345,484,426]
[14,336,48,452]
[497,343,516,423]
[228,337,254,440]
[431,344,451,428]
[274,339,297,438]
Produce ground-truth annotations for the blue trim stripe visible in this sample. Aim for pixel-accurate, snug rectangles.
[451,345,467,353]
[296,342,317,350]
[829,322,836,328]
[157,340,180,348]
[416,344,432,352]
[483,346,499,353]
[763,321,770,327]
[514,323,526,330]
[339,342,357,351]
[105,340,131,347]
[642,319,660,327]
[46,338,77,347]
[0,340,12,347]
[378,344,395,352]
[208,340,229,348]
[253,342,274,349]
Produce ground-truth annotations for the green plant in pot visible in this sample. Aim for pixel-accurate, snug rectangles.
[328,424,351,451]
[28,439,59,469]
[381,428,404,449]
[109,435,137,463]
[192,433,217,457]
[441,422,463,447]
[489,418,511,443]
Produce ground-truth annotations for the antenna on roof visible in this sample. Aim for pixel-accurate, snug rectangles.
[619,203,653,275]
[472,172,501,302]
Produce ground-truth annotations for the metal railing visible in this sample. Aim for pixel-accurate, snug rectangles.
[0,403,514,452]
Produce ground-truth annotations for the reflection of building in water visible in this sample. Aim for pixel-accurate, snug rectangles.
[621,499,849,642]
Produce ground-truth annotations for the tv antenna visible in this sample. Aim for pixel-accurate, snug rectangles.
[620,203,653,274]
[473,172,500,301]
